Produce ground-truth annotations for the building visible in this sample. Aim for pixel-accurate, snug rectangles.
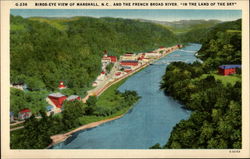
[101,50,117,64]
[120,60,139,66]
[144,52,161,59]
[58,81,66,89]
[18,108,32,120]
[108,56,117,63]
[177,44,183,48]
[67,95,81,101]
[48,93,67,108]
[46,105,54,116]
[120,53,138,61]
[97,71,106,81]
[218,65,241,76]
[102,56,117,64]
[10,84,28,91]
[10,112,15,122]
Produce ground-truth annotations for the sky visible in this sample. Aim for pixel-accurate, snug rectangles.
[10,9,242,22]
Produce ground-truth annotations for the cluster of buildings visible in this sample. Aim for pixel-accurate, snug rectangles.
[92,45,182,87]
[10,81,81,122]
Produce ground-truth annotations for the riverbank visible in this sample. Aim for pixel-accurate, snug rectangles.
[48,114,124,148]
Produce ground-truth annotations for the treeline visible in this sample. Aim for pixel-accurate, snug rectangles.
[198,19,241,69]
[153,19,242,149]
[11,90,140,149]
[10,15,178,92]
[179,19,241,55]
[160,62,241,148]
[10,88,48,115]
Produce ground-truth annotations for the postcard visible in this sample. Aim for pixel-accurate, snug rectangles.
[1,0,249,158]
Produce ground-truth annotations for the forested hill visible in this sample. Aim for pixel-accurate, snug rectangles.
[179,19,241,45]
[198,19,241,68]
[10,15,178,92]
[157,19,242,149]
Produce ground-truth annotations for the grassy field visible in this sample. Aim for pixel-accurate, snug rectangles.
[96,78,127,108]
[78,77,135,125]
[201,73,241,85]
[78,106,132,125]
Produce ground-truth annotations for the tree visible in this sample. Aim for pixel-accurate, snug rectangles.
[62,100,85,129]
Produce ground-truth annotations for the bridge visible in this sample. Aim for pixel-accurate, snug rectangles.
[178,49,197,53]
[153,60,185,65]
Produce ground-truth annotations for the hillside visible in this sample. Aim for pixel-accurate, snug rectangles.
[10,15,178,93]
[139,19,221,33]
[158,19,242,149]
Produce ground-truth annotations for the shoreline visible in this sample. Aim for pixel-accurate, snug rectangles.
[48,45,182,148]
[48,114,124,148]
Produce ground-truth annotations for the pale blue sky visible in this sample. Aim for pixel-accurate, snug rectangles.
[10,9,242,22]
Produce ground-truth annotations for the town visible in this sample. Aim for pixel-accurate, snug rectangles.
[10,43,241,131]
[9,44,182,128]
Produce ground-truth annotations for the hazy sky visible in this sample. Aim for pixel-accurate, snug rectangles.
[11,9,242,22]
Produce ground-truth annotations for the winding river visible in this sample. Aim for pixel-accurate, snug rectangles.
[52,43,202,149]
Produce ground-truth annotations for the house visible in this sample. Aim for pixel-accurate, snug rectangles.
[102,56,111,64]
[10,112,15,122]
[67,95,81,101]
[97,71,106,81]
[108,56,117,63]
[115,72,121,76]
[124,68,132,73]
[48,93,67,108]
[120,60,139,66]
[218,65,241,76]
[120,53,138,61]
[58,81,66,89]
[177,44,183,48]
[138,53,145,61]
[18,108,32,120]
[144,52,161,59]
[46,105,54,116]
[101,50,117,63]
[10,83,28,91]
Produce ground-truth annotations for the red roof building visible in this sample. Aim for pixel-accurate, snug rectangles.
[115,72,121,76]
[48,93,67,108]
[124,69,132,73]
[18,108,32,120]
[124,53,134,56]
[218,65,241,76]
[58,81,66,89]
[108,56,117,63]
[120,60,138,66]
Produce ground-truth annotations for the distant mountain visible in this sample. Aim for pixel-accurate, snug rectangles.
[138,19,221,33]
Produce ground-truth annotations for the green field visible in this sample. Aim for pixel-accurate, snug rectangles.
[79,77,138,125]
[201,73,241,85]
[96,79,127,108]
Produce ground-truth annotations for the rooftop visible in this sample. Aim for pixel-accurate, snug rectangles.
[49,92,66,98]
[219,65,241,69]
[67,95,80,101]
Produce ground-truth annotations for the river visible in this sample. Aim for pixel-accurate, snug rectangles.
[52,43,202,149]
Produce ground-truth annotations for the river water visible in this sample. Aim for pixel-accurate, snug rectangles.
[52,43,202,149]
